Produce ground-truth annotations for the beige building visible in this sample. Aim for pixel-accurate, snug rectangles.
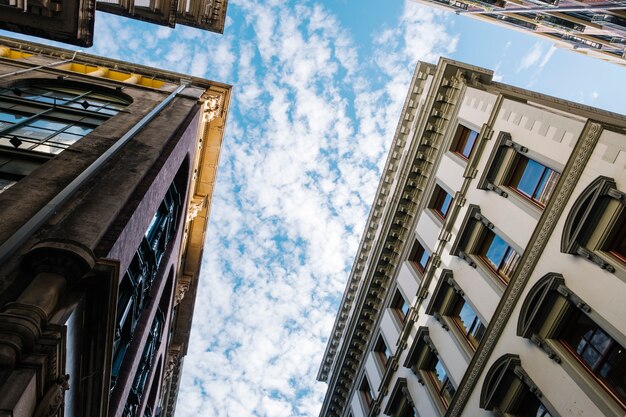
[411,0,626,67]
[0,36,230,417]
[318,58,626,417]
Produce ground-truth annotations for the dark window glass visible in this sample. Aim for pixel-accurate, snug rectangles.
[515,393,553,417]
[429,358,456,407]
[478,229,521,282]
[375,336,392,368]
[360,377,374,409]
[561,310,626,405]
[508,155,560,207]
[431,185,453,219]
[409,241,430,273]
[391,290,410,323]
[606,211,626,263]
[452,125,479,159]
[451,298,486,348]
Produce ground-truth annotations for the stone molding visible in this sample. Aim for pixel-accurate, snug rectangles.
[318,59,493,417]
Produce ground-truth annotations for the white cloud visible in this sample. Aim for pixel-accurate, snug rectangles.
[518,42,556,73]
[76,2,457,417]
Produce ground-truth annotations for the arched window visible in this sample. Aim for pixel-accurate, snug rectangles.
[561,176,625,272]
[0,80,132,192]
[518,273,626,413]
[480,354,558,417]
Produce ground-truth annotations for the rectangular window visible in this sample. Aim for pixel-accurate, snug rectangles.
[606,211,626,264]
[477,229,521,283]
[507,155,560,207]
[409,240,430,274]
[360,377,374,411]
[391,290,410,323]
[451,298,486,349]
[451,125,479,160]
[560,310,626,406]
[375,336,392,369]
[431,185,453,220]
[428,357,456,408]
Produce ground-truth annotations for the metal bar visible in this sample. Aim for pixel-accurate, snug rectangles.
[0,83,188,265]
[458,4,626,14]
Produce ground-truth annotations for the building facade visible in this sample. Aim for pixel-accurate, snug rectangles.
[0,0,227,46]
[0,36,230,417]
[411,0,626,67]
[318,58,626,417]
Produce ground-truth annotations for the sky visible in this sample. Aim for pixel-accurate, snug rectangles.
[2,1,626,416]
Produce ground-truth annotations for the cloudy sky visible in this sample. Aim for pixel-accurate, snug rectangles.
[3,1,626,416]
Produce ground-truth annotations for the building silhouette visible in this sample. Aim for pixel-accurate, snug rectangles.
[0,36,230,417]
[0,0,228,46]
[411,0,626,66]
[318,58,626,417]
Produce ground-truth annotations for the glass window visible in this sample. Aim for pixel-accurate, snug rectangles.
[478,229,521,282]
[561,310,626,405]
[429,357,456,407]
[606,211,626,263]
[391,290,410,323]
[508,155,560,207]
[452,125,479,159]
[451,298,486,349]
[409,240,430,273]
[431,185,453,220]
[360,377,374,410]
[375,336,392,369]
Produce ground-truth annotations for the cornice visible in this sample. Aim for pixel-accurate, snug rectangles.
[318,59,493,417]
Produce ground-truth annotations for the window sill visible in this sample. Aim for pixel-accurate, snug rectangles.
[446,150,468,169]
[469,255,506,297]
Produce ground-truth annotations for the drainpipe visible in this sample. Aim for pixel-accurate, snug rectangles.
[0,83,188,265]
[0,49,81,79]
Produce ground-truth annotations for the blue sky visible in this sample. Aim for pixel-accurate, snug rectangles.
[2,1,625,416]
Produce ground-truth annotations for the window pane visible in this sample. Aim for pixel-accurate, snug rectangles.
[0,111,27,124]
[457,302,477,334]
[516,158,545,198]
[484,234,508,270]
[50,132,83,145]
[461,129,478,158]
[65,125,93,135]
[13,126,52,140]
[28,118,70,131]
[434,360,447,385]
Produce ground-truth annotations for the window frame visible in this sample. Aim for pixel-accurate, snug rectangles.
[404,327,457,415]
[518,273,626,415]
[429,183,454,221]
[451,205,523,287]
[477,132,562,211]
[390,289,411,325]
[561,176,626,276]
[480,354,559,417]
[0,80,131,192]
[408,239,431,276]
[450,124,479,160]
[384,377,418,417]
[359,375,375,414]
[426,269,487,354]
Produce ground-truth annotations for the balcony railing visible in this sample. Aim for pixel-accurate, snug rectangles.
[111,181,181,390]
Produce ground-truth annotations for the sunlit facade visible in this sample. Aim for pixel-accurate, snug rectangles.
[411,0,626,67]
[0,36,230,417]
[318,58,626,417]
[0,0,227,46]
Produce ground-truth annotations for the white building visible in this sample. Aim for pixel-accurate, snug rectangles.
[317,58,626,417]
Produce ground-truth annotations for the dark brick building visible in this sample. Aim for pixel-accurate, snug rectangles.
[0,36,230,417]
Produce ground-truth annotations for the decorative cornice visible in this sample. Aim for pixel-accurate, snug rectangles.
[318,59,493,417]
[444,121,604,417]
